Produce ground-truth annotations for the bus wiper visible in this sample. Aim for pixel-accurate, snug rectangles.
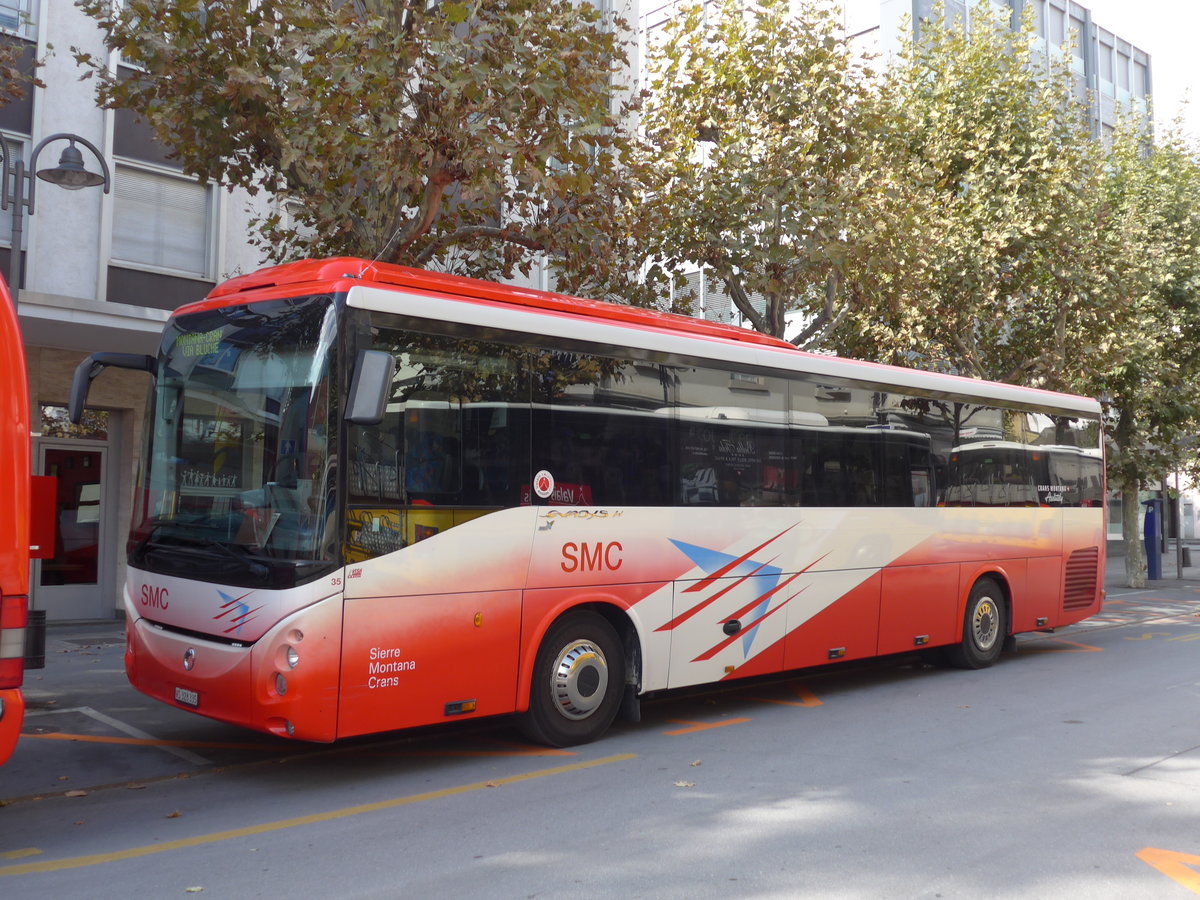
[135,531,270,580]
[131,522,172,556]
[188,539,272,580]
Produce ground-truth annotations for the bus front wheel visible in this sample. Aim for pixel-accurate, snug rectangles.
[518,611,625,747]
[945,577,1006,669]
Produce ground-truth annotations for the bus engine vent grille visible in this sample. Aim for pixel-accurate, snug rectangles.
[1063,547,1100,610]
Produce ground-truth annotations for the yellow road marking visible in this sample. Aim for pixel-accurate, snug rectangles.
[752,684,823,708]
[1137,846,1200,894]
[1021,639,1102,653]
[0,753,636,877]
[0,849,41,861]
[1124,632,1175,642]
[360,747,575,758]
[664,718,751,736]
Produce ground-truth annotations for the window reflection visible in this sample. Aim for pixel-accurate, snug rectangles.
[346,311,1104,561]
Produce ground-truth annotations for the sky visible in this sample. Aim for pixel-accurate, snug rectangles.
[1082,0,1199,140]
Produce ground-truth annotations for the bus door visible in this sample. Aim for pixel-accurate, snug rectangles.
[339,334,533,737]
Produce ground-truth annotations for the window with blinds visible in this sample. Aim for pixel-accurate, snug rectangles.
[0,0,35,39]
[0,134,23,248]
[112,163,213,278]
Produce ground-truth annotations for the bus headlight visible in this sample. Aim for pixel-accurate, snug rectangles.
[275,673,288,696]
[276,644,300,671]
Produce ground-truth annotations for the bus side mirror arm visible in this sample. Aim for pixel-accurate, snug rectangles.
[69,353,156,424]
[345,349,395,426]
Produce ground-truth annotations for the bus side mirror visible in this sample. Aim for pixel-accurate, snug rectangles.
[68,353,156,424]
[345,349,395,426]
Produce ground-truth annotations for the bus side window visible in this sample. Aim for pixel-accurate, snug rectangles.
[911,469,932,507]
[348,422,401,503]
[404,429,459,496]
[1078,454,1104,507]
[807,433,844,506]
[843,436,878,507]
[878,432,919,506]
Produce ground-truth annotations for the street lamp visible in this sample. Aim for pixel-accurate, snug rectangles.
[0,133,111,304]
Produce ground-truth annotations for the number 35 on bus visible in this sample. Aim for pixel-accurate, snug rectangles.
[70,258,1105,746]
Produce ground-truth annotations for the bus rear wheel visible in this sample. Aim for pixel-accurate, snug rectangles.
[945,577,1006,669]
[518,611,625,747]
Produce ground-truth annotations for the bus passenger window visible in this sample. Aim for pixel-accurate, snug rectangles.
[911,470,932,507]
[404,430,458,495]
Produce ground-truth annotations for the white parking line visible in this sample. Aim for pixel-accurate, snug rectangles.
[23,706,210,766]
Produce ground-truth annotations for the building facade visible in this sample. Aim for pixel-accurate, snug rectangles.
[854,0,1152,141]
[2,3,272,621]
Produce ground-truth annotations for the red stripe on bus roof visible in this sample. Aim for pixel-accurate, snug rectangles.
[188,257,794,350]
[179,256,1098,411]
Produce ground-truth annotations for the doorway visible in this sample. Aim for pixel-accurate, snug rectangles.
[35,441,112,621]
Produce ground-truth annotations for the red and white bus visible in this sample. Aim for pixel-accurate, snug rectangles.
[0,275,31,765]
[70,258,1105,746]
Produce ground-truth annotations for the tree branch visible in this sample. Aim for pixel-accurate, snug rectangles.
[413,224,550,266]
[790,272,841,348]
[726,274,768,333]
[387,167,455,263]
[794,303,848,351]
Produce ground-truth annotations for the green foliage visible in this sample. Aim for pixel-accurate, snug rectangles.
[638,0,886,340]
[1081,121,1200,584]
[1096,126,1200,470]
[70,0,1200,585]
[73,0,656,299]
[639,1,1200,585]
[838,3,1108,387]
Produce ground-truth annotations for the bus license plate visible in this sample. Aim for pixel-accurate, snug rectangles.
[174,686,200,708]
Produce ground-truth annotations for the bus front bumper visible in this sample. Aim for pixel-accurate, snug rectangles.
[124,591,344,742]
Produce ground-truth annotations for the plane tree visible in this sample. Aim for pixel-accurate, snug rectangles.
[1088,124,1200,586]
[834,4,1110,388]
[73,0,659,301]
[859,7,1200,585]
[636,0,918,343]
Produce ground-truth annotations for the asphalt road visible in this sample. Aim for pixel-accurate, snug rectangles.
[2,565,1200,898]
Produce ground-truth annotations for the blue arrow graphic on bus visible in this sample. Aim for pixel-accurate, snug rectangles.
[213,589,263,635]
[668,538,783,655]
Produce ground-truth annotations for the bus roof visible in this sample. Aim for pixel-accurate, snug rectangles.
[188,257,1101,418]
[200,257,792,350]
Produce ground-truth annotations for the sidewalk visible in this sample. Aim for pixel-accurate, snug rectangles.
[1104,538,1200,591]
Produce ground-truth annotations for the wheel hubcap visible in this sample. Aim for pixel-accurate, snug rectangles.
[972,597,999,650]
[551,640,609,720]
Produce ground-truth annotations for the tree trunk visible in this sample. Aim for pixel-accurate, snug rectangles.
[1119,477,1147,588]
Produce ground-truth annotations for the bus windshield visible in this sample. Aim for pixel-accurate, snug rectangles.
[130,295,339,589]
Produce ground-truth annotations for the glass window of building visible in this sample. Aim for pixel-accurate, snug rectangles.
[112,163,215,278]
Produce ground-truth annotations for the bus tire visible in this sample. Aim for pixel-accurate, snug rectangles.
[518,610,625,747]
[945,577,1006,669]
